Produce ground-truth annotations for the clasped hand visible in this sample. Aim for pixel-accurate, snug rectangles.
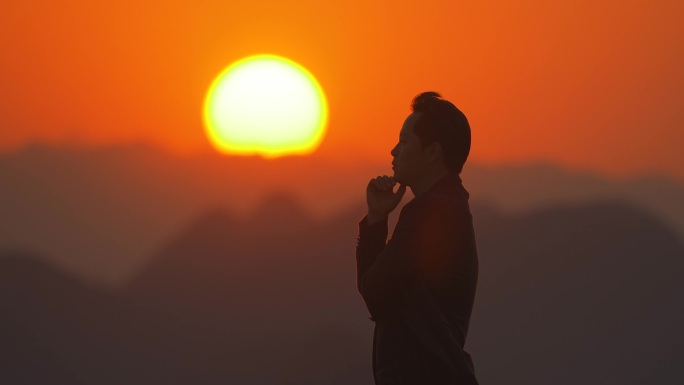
[366,175,406,224]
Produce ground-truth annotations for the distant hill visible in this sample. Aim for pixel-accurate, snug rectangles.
[0,144,375,286]
[4,196,680,384]
[469,201,684,384]
[1,143,683,290]
[463,162,684,244]
[124,196,684,384]
[124,192,358,328]
[0,252,201,385]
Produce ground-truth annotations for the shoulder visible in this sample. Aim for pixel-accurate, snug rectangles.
[400,179,470,221]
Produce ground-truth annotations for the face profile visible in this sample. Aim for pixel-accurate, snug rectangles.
[391,112,427,186]
[391,111,445,187]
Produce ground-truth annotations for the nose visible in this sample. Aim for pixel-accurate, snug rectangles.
[391,143,398,157]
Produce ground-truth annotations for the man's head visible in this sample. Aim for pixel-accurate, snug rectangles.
[391,92,471,186]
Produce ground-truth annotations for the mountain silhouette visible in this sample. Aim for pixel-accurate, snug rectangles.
[0,252,203,384]
[2,197,683,384]
[124,191,361,329]
[2,144,683,286]
[121,192,370,384]
[468,201,684,384]
[463,162,684,242]
[125,197,684,384]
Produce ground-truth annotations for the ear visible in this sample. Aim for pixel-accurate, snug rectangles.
[426,141,443,163]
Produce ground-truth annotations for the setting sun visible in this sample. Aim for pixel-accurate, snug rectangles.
[202,54,328,158]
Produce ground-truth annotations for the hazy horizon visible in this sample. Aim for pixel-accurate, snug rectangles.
[2,142,683,288]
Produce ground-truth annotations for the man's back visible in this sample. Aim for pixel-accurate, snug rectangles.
[356,173,479,385]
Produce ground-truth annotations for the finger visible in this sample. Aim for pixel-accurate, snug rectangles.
[395,184,407,198]
[383,175,393,189]
[381,177,391,190]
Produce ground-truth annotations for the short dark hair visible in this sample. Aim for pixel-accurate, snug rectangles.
[411,91,471,174]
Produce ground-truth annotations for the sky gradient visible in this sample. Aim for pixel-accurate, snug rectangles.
[1,0,682,180]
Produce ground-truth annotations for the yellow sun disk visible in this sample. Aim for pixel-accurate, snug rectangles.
[203,55,328,158]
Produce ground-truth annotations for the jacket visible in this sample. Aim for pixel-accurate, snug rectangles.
[356,173,479,385]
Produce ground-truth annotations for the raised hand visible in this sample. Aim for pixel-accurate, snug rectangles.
[366,175,406,224]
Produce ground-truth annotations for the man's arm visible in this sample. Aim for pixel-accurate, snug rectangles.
[356,201,426,321]
[356,215,388,295]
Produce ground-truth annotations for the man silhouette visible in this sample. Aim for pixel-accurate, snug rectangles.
[356,92,479,384]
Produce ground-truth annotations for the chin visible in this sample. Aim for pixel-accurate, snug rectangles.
[392,172,404,184]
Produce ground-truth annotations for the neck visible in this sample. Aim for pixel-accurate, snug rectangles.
[409,166,451,196]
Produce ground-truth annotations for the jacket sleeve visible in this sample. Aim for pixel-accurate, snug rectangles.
[356,201,427,321]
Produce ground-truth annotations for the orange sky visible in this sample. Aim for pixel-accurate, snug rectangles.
[1,0,682,181]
